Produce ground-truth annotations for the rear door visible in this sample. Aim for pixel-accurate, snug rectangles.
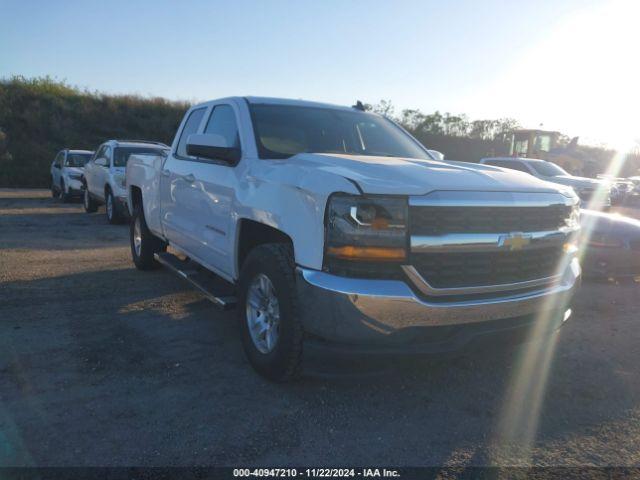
[160,107,207,255]
[85,145,103,197]
[51,151,64,186]
[93,145,111,200]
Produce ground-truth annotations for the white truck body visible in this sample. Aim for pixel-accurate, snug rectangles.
[126,96,581,380]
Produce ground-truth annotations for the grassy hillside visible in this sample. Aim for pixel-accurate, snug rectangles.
[0,77,632,188]
[0,76,189,188]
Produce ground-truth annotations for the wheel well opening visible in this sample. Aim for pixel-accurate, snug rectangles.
[237,220,293,271]
[130,186,142,210]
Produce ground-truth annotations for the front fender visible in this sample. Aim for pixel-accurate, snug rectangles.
[231,161,360,276]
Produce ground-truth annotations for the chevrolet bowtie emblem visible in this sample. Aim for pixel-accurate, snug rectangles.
[498,232,532,251]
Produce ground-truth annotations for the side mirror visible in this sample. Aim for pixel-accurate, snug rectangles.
[186,134,239,164]
[95,158,108,167]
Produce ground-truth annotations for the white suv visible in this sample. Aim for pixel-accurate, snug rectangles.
[83,140,168,223]
[50,149,94,202]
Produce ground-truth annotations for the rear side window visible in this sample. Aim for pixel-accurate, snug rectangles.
[502,161,530,173]
[93,145,106,162]
[204,105,240,149]
[53,152,63,167]
[488,160,530,173]
[176,108,206,158]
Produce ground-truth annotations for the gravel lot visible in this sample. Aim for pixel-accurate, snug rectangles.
[1,188,639,467]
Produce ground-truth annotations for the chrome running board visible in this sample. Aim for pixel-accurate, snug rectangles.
[155,252,237,310]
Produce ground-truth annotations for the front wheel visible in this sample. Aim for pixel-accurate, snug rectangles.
[60,180,71,203]
[105,190,124,224]
[51,179,59,199]
[83,186,98,213]
[238,243,303,382]
[130,205,166,270]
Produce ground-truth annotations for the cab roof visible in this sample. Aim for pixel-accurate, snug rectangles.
[192,96,362,112]
[67,149,94,154]
[244,96,357,111]
[106,140,169,148]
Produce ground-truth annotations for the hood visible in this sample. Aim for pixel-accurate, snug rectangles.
[65,166,84,175]
[283,153,567,195]
[548,175,605,189]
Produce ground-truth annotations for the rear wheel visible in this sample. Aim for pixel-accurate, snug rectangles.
[238,243,303,382]
[130,205,166,270]
[83,186,98,212]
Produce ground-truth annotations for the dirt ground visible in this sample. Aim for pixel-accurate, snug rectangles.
[1,188,639,467]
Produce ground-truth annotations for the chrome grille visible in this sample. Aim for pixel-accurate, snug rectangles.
[410,246,564,288]
[409,205,571,235]
[406,192,577,296]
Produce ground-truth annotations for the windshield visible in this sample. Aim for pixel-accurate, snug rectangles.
[249,104,430,160]
[113,147,166,167]
[528,161,568,177]
[65,153,92,167]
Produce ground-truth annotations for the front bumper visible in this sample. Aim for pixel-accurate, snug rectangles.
[66,178,84,196]
[296,257,580,348]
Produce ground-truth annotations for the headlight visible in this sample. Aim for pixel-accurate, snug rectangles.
[325,194,407,263]
[565,205,580,229]
[114,174,126,189]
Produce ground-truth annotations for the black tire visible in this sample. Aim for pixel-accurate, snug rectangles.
[105,189,123,224]
[130,205,166,270]
[60,180,71,203]
[83,185,98,213]
[238,243,303,382]
[51,178,59,198]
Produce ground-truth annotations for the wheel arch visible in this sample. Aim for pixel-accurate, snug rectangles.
[236,219,294,277]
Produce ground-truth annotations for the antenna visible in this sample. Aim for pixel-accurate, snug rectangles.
[352,100,366,111]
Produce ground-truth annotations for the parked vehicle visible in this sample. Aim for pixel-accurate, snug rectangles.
[479,157,611,209]
[83,140,169,223]
[580,209,640,280]
[126,97,581,381]
[50,149,94,202]
[597,175,635,205]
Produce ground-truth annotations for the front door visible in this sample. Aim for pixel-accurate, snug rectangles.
[160,104,240,278]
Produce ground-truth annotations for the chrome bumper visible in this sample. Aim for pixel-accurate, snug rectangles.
[296,257,580,345]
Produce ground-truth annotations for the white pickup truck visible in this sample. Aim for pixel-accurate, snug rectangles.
[126,97,581,381]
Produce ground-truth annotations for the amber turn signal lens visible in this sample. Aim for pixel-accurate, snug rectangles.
[326,246,406,261]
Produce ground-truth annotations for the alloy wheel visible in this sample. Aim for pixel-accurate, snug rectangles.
[133,217,142,257]
[246,273,280,354]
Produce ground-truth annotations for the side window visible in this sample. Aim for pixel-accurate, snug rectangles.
[54,152,63,168]
[103,146,112,166]
[93,146,105,162]
[502,161,530,173]
[204,105,240,149]
[176,108,206,158]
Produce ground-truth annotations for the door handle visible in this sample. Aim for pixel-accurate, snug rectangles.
[182,173,196,183]
[161,169,171,177]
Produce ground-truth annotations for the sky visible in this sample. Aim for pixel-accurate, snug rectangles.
[1,0,637,147]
